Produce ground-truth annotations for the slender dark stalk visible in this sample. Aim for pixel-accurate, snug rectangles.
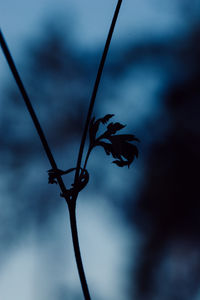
[0,29,66,194]
[72,2,123,294]
[1,1,123,298]
[83,147,92,170]
[68,201,91,300]
[0,29,91,300]
[74,0,123,189]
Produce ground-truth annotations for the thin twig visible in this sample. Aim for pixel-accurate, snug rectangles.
[1,1,123,297]
[0,28,91,300]
[68,201,91,300]
[74,0,123,191]
[0,30,66,194]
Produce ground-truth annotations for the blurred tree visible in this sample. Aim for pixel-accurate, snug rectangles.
[130,24,200,300]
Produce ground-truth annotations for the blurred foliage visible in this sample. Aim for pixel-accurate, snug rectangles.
[129,24,200,300]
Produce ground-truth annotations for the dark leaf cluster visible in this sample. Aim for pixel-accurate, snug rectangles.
[89,114,139,167]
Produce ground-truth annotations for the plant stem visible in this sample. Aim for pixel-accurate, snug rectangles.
[71,2,123,297]
[0,30,67,194]
[68,201,91,300]
[0,29,90,299]
[74,0,123,189]
[83,147,92,170]
[1,2,124,299]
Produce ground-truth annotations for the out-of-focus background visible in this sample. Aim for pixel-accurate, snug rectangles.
[1,1,200,299]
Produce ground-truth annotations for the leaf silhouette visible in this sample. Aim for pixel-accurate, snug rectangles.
[89,114,139,168]
[95,141,113,155]
[113,134,140,142]
[89,114,114,145]
[107,122,126,134]
[107,135,139,167]
[100,114,114,124]
[112,159,129,167]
